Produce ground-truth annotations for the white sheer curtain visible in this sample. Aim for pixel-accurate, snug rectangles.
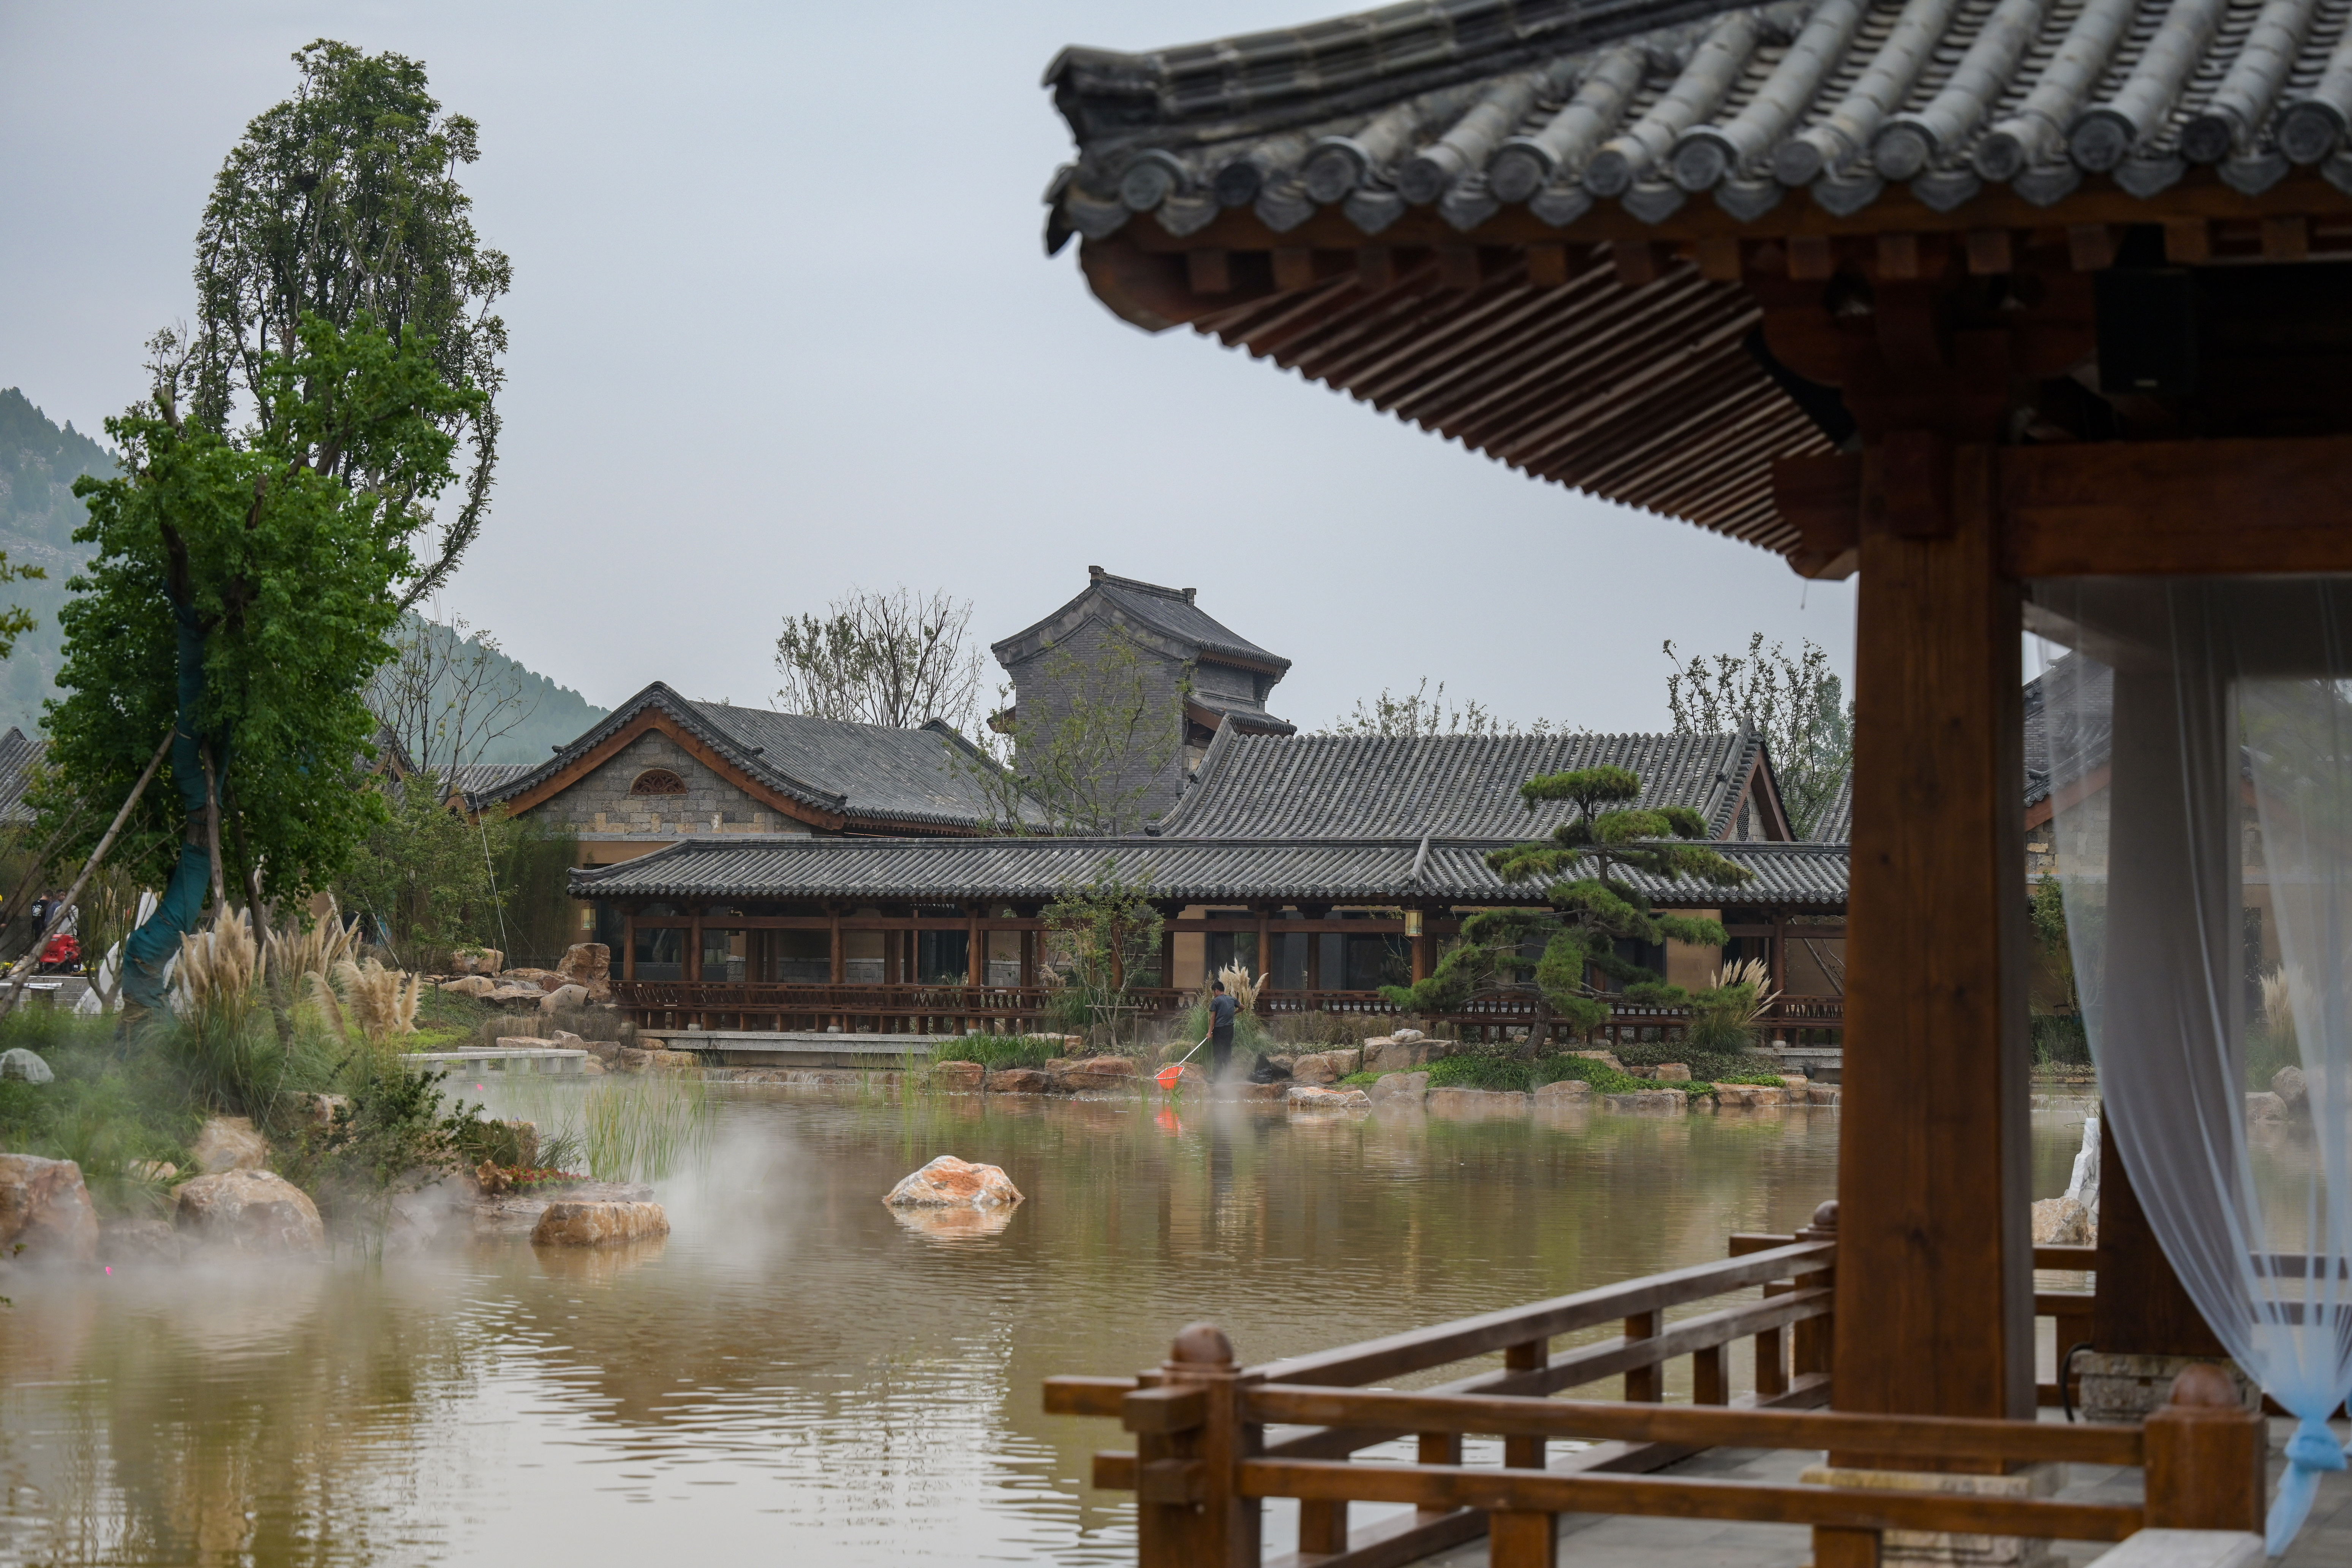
[2033,577,2352,1556]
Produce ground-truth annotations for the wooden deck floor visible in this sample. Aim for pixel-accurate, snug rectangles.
[1410,1415,2345,1567]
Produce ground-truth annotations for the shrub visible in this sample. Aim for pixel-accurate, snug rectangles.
[2032,1013,2093,1069]
[1336,1070,1381,1087]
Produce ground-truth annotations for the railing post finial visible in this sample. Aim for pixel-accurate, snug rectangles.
[1170,1322,1236,1368]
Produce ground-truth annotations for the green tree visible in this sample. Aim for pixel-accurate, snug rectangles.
[52,314,480,1017]
[1664,634,1853,838]
[190,40,507,606]
[1383,764,1751,1042]
[1042,858,1165,1046]
[960,634,1184,835]
[46,40,504,1021]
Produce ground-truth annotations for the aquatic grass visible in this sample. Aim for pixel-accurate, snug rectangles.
[493,1072,714,1185]
[928,1034,1061,1070]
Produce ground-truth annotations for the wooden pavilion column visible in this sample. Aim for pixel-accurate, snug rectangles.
[1838,440,2036,1422]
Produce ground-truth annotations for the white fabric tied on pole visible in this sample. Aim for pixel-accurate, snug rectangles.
[2032,577,2352,1555]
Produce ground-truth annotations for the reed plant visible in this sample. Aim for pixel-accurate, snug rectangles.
[927,1034,1061,1070]
[493,1072,714,1185]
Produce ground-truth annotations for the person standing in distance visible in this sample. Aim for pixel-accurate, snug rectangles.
[1208,977,1239,1078]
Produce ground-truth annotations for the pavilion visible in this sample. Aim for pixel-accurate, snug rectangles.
[1027,0,2352,1525]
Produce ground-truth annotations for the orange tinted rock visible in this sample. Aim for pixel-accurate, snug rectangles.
[532,1200,670,1247]
[883,1155,1024,1209]
[931,1061,986,1092]
[0,1152,98,1266]
[557,943,613,1001]
[987,1067,1053,1094]
[174,1171,325,1256]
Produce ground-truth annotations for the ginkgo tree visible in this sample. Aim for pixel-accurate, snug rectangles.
[1382,764,1754,1042]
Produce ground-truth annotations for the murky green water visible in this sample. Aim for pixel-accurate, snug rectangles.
[0,1091,2088,1567]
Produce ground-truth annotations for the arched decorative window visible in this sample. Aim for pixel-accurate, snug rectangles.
[630,768,688,796]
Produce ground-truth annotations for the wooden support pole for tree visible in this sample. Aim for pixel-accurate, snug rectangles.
[0,727,174,1020]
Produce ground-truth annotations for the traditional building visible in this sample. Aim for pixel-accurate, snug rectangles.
[463,680,1039,868]
[991,566,1296,816]
[1018,0,2352,1494]
[572,713,1846,1041]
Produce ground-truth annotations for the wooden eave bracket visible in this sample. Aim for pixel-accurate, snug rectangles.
[1772,454,1861,580]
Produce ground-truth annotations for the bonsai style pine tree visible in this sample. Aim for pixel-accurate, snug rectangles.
[1382,764,1754,1041]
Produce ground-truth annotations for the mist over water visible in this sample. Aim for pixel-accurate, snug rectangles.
[0,1089,1950,1566]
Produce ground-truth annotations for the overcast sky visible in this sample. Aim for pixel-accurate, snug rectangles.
[0,0,1856,735]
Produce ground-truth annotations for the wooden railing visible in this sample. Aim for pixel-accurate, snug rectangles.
[614,978,1842,1045]
[1044,1207,2261,1568]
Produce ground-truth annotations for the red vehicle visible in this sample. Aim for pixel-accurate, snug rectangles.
[35,933,80,974]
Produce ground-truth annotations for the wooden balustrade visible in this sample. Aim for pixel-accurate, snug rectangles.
[1044,1215,2263,1568]
[614,978,1842,1043]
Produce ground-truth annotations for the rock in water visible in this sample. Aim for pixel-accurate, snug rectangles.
[173,1170,325,1255]
[2032,1195,2095,1247]
[0,1152,99,1265]
[884,1155,1023,1209]
[0,1046,52,1083]
[191,1116,269,1174]
[1653,1063,1693,1083]
[532,1201,669,1247]
[2272,1065,2309,1115]
[1287,1085,1372,1109]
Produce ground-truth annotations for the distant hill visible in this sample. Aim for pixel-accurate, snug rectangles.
[0,388,114,738]
[385,613,609,765]
[0,387,605,754]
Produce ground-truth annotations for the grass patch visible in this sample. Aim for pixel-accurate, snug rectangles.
[1336,1070,1381,1087]
[1608,1038,1783,1086]
[928,1034,1062,1071]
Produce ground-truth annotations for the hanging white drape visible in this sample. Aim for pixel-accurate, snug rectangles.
[2034,577,2352,1556]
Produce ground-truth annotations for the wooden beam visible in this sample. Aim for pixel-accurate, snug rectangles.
[1272,247,1317,290]
[2094,1118,2226,1357]
[1357,246,1399,292]
[1189,249,1233,294]
[2262,215,2310,261]
[2067,224,2120,271]
[1840,441,2035,1426]
[1696,235,1742,281]
[1788,236,1835,281]
[1437,245,1485,289]
[1876,232,1921,280]
[2164,218,2212,263]
[1773,453,1862,580]
[1998,436,2352,575]
[1964,229,2013,275]
[1525,242,1571,287]
[1611,240,1663,288]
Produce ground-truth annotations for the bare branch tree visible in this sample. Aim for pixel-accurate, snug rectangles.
[773,586,985,732]
[367,611,541,775]
[1320,677,1563,738]
[1663,634,1853,838]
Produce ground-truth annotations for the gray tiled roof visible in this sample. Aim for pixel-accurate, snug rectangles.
[1809,771,1851,843]
[993,568,1291,675]
[1155,725,1768,840]
[472,682,1043,831]
[1047,0,2352,246]
[2023,653,2113,811]
[0,728,38,825]
[443,762,537,804]
[571,832,1845,907]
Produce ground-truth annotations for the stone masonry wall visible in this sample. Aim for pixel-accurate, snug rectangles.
[520,730,817,839]
[1005,619,1190,825]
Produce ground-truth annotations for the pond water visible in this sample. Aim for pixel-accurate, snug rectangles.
[0,1091,2093,1568]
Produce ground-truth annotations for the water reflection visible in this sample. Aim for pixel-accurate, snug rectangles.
[0,1089,1891,1566]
